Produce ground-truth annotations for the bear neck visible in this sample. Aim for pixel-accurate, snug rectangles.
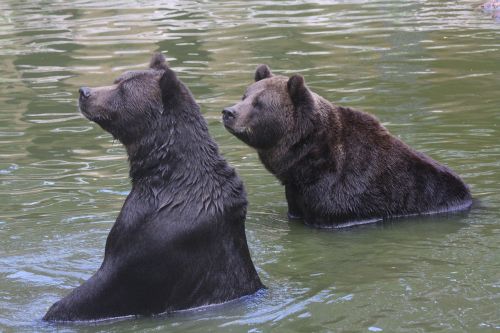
[258,99,343,186]
[126,108,221,186]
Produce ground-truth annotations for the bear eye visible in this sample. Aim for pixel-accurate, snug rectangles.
[252,99,262,108]
[117,81,128,95]
[241,94,247,101]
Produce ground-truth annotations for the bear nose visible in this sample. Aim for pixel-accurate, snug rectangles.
[79,87,91,99]
[222,107,236,121]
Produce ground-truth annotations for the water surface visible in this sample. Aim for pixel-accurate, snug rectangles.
[0,1,499,332]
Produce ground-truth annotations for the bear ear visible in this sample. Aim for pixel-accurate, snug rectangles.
[287,74,314,109]
[254,64,273,82]
[150,52,169,71]
[159,67,182,110]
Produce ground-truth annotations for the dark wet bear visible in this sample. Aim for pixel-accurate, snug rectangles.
[43,54,263,321]
[223,65,472,228]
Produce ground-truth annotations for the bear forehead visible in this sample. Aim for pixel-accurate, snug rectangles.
[114,70,160,84]
[246,75,288,96]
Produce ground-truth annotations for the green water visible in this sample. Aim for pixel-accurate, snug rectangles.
[0,1,499,332]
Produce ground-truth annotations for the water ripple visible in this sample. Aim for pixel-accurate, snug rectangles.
[0,0,499,332]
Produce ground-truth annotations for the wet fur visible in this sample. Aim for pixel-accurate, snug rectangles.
[43,53,263,321]
[223,65,472,227]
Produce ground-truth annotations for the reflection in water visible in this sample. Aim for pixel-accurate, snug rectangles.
[0,0,499,332]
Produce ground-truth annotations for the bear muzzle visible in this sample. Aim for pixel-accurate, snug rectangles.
[79,86,91,99]
[78,88,91,117]
[222,107,236,122]
[222,107,252,146]
[222,107,239,132]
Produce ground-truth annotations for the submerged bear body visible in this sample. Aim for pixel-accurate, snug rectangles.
[223,66,472,227]
[43,54,263,321]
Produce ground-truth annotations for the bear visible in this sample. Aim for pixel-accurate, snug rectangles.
[222,65,472,228]
[43,53,263,321]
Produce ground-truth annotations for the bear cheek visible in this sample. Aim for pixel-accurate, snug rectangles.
[253,116,283,149]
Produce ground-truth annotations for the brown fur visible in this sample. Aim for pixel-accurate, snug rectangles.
[223,65,472,227]
[43,54,263,321]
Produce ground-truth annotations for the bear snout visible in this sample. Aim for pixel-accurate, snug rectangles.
[222,107,239,131]
[79,86,91,99]
[222,107,236,121]
[78,87,94,120]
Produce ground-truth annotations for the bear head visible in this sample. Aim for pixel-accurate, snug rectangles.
[78,53,193,146]
[222,64,316,150]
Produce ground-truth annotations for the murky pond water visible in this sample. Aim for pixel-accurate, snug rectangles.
[1,1,499,332]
